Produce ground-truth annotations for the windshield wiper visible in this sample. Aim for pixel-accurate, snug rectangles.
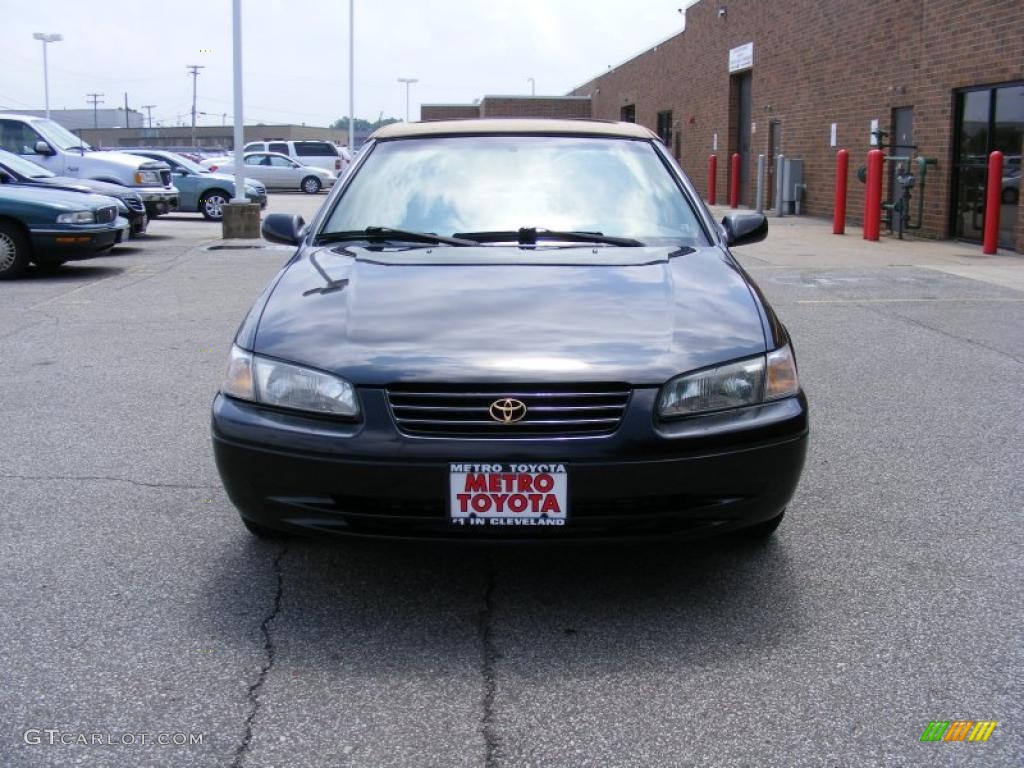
[452,227,644,247]
[315,227,477,247]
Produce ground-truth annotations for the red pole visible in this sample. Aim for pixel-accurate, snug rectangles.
[863,149,883,241]
[833,149,849,235]
[982,151,1003,255]
[707,154,717,205]
[729,152,741,208]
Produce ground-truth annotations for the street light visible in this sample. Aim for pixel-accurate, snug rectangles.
[397,77,418,122]
[32,32,63,119]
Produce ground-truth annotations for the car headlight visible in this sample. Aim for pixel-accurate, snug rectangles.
[56,211,96,224]
[657,344,799,418]
[134,170,161,184]
[221,345,359,417]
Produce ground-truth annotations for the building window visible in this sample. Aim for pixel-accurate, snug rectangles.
[620,104,635,123]
[656,110,673,146]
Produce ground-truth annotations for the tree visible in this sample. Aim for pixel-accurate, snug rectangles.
[330,116,400,132]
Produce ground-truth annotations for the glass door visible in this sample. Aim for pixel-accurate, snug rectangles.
[951,83,1023,248]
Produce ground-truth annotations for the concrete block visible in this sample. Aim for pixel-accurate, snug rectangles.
[221,203,261,239]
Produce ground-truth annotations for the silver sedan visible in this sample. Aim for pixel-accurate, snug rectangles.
[200,152,336,194]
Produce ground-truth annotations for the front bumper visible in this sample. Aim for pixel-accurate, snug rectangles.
[134,186,179,216]
[212,388,809,541]
[30,221,129,262]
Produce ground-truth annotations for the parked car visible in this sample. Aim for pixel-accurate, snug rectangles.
[213,119,808,541]
[243,139,350,175]
[0,184,129,279]
[122,150,267,221]
[0,114,178,218]
[0,149,147,237]
[201,152,336,194]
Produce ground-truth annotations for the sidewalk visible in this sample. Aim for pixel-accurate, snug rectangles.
[709,205,1024,293]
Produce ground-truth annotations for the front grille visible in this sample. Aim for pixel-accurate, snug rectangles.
[95,205,117,223]
[124,196,145,211]
[386,383,631,438]
[160,169,171,186]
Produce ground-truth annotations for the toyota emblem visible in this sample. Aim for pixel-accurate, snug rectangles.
[489,398,528,423]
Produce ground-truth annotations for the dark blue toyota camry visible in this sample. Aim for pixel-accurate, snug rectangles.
[212,119,808,541]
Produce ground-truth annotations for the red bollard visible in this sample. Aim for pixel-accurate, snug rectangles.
[982,151,1004,255]
[863,149,883,241]
[729,152,741,208]
[707,154,717,205]
[833,149,849,235]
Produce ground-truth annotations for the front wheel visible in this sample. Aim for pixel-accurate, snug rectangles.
[301,176,322,194]
[200,190,230,221]
[0,222,31,280]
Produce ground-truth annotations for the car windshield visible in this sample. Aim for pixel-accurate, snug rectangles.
[161,152,210,174]
[33,118,92,151]
[0,149,55,178]
[320,135,709,247]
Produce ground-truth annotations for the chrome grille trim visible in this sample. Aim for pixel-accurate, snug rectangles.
[387,383,630,438]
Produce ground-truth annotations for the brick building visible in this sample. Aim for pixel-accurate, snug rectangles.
[569,0,1023,252]
[421,96,591,122]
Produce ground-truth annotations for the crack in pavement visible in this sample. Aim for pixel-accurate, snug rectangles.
[479,554,499,767]
[232,543,287,768]
[0,473,220,490]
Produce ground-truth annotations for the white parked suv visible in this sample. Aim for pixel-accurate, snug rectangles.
[242,140,351,176]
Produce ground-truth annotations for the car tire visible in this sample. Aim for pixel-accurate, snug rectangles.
[241,516,289,539]
[301,176,322,194]
[1002,187,1018,205]
[200,190,230,221]
[0,221,31,280]
[735,509,785,540]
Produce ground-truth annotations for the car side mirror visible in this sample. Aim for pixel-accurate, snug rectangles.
[721,213,768,247]
[173,168,190,176]
[262,213,306,246]
[34,140,54,156]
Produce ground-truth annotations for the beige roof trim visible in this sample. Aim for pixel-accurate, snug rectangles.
[370,118,658,141]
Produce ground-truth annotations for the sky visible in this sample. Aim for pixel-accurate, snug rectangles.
[0,1,698,128]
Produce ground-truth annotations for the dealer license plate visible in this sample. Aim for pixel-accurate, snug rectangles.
[449,463,568,528]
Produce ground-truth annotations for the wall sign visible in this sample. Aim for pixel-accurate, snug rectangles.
[729,42,753,73]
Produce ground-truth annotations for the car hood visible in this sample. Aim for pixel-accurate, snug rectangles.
[205,171,262,188]
[252,245,768,386]
[41,176,133,198]
[0,183,121,211]
[87,150,169,172]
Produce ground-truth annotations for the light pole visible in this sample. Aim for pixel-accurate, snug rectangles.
[141,104,156,128]
[397,77,418,122]
[33,33,63,119]
[527,77,535,96]
[348,0,354,154]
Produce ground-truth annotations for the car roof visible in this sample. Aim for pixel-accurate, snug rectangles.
[370,118,659,141]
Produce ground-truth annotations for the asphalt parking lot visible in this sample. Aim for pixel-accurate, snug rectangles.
[1,195,1021,767]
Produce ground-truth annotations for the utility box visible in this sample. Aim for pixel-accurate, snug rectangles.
[782,158,804,210]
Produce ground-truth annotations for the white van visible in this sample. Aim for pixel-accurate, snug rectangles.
[242,140,350,175]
